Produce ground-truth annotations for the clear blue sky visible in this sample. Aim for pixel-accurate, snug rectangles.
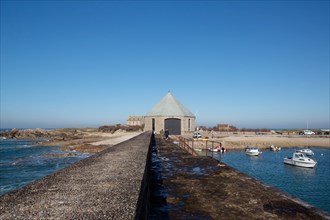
[1,0,329,129]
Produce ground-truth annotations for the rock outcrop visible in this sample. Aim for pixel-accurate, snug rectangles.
[0,128,92,140]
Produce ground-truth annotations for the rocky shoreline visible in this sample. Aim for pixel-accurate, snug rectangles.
[0,128,141,154]
[0,128,100,140]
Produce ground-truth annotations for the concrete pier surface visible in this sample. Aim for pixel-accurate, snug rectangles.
[149,136,330,219]
[0,132,153,219]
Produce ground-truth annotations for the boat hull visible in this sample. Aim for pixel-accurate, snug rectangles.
[245,147,261,156]
[246,152,260,156]
[209,148,226,153]
[283,158,317,168]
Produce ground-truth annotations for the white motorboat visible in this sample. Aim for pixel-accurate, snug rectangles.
[284,151,317,168]
[245,147,261,156]
[297,148,314,156]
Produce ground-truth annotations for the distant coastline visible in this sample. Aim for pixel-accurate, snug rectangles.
[1,128,329,153]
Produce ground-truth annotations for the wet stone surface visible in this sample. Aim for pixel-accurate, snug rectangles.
[148,135,330,220]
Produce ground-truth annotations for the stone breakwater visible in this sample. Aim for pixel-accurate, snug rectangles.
[0,131,153,219]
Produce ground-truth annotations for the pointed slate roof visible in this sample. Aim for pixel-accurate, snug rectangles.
[146,92,195,117]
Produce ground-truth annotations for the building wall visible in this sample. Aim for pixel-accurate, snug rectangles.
[144,116,195,134]
[127,116,145,126]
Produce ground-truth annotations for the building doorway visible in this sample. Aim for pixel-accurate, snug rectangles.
[164,118,181,135]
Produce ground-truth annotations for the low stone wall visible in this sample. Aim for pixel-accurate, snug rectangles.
[0,131,154,220]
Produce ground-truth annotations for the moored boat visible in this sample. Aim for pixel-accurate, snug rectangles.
[209,146,227,153]
[245,147,261,156]
[297,148,314,156]
[284,151,317,168]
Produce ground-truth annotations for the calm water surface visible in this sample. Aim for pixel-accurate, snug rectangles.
[0,139,91,196]
[209,147,330,213]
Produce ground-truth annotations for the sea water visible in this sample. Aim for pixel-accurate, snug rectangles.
[211,147,330,214]
[0,139,91,196]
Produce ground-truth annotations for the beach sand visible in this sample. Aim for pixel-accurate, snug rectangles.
[39,130,143,153]
[91,131,142,146]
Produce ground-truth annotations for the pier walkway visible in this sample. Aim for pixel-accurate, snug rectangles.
[1,132,329,219]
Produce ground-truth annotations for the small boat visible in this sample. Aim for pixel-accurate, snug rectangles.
[284,151,317,168]
[209,147,220,152]
[209,146,227,153]
[297,148,314,156]
[270,145,281,151]
[245,147,261,156]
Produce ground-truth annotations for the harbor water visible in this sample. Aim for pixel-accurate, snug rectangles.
[210,147,330,214]
[0,139,91,196]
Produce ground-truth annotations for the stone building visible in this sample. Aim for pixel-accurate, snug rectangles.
[127,116,144,126]
[144,92,196,135]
